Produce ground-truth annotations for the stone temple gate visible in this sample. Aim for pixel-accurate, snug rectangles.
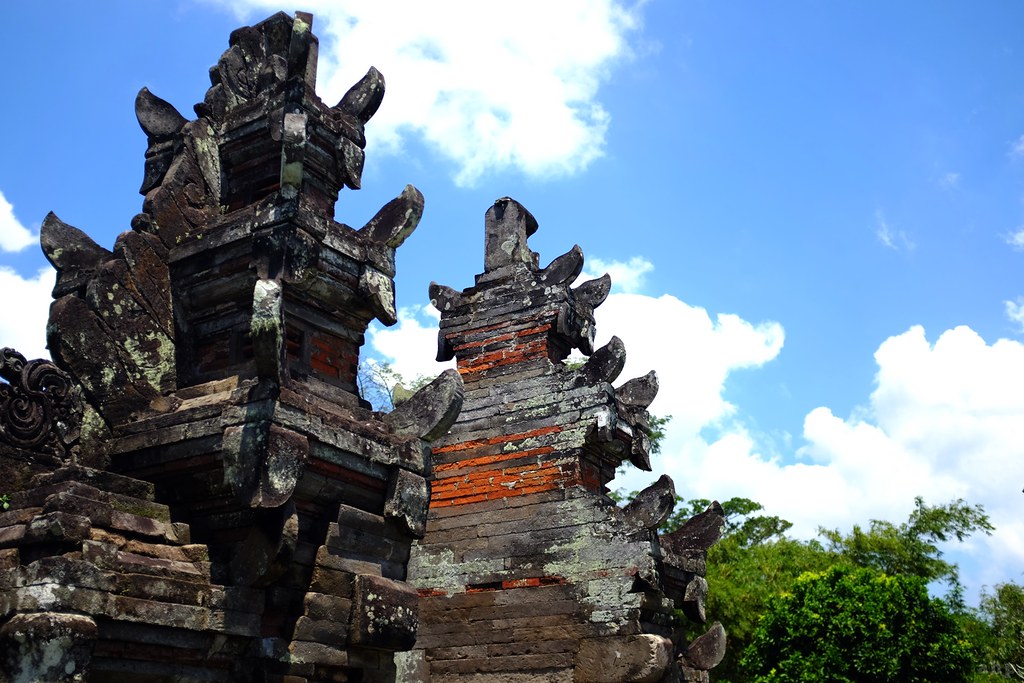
[0,12,725,683]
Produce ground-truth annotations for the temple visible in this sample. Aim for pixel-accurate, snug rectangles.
[0,12,724,683]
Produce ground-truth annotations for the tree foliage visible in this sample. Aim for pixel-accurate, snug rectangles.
[617,414,999,682]
[675,497,793,547]
[740,565,975,683]
[647,413,671,456]
[356,360,431,411]
[818,496,993,596]
[675,497,834,682]
[659,496,995,682]
[975,582,1024,680]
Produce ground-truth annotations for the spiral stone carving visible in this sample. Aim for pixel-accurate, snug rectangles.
[0,348,80,456]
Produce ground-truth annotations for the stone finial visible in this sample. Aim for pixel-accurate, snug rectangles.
[622,473,676,530]
[43,214,174,426]
[428,282,463,314]
[40,212,111,297]
[617,370,660,410]
[612,370,660,471]
[660,499,728,626]
[336,66,385,123]
[662,499,726,556]
[539,245,585,286]
[134,88,188,194]
[683,576,710,623]
[576,635,673,683]
[682,622,727,672]
[383,368,465,442]
[483,197,540,273]
[581,336,627,384]
[574,272,612,309]
[135,87,188,140]
[359,184,424,248]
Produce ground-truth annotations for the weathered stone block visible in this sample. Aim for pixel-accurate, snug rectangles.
[292,615,349,647]
[24,511,91,545]
[289,640,349,668]
[681,622,726,671]
[303,591,353,623]
[349,573,418,651]
[575,634,673,683]
[222,422,310,508]
[384,468,430,538]
[0,612,97,683]
[309,563,356,598]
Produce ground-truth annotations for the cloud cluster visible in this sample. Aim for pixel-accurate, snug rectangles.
[875,209,915,252]
[582,255,654,294]
[1010,134,1024,160]
[1006,299,1024,335]
[672,324,1024,594]
[0,266,53,359]
[1005,228,1024,251]
[0,191,37,253]
[367,306,453,384]
[221,0,643,185]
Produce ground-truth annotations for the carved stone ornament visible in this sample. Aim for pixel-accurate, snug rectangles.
[0,348,81,459]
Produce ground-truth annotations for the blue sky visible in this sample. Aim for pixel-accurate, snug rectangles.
[2,1,1023,602]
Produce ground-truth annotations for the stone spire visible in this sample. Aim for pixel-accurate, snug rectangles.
[404,199,725,682]
[1,12,462,682]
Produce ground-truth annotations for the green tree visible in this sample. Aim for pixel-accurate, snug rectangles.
[673,496,793,546]
[975,582,1024,679]
[818,496,993,600]
[675,498,833,682]
[613,414,991,682]
[667,496,993,682]
[740,565,975,683]
[647,413,671,456]
[356,360,431,411]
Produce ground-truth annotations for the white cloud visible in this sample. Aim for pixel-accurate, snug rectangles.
[939,172,960,190]
[876,211,896,249]
[0,191,38,252]
[1005,227,1024,251]
[1007,298,1024,334]
[0,266,54,359]
[1010,134,1024,159]
[644,323,1024,597]
[594,292,784,446]
[875,210,915,251]
[220,1,643,186]
[367,305,453,383]
[581,255,654,294]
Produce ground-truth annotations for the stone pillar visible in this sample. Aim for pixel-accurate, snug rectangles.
[2,12,461,683]
[407,199,725,682]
